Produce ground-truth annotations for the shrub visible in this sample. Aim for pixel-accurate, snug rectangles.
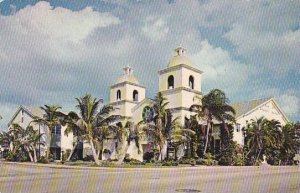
[103,149,111,154]
[6,151,17,162]
[101,161,116,167]
[162,161,179,166]
[197,153,215,166]
[233,153,244,166]
[38,156,49,164]
[83,155,94,162]
[124,153,131,162]
[190,159,196,166]
[143,152,154,162]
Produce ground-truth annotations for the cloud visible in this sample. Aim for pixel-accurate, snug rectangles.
[278,94,300,117]
[0,0,299,129]
[0,1,120,62]
[142,17,169,41]
[190,40,249,94]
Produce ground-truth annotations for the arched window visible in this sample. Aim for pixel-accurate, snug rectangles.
[133,90,138,101]
[168,75,174,89]
[189,76,194,89]
[116,90,121,101]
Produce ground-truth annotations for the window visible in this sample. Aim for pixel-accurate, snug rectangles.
[236,124,241,132]
[116,90,121,101]
[21,110,24,123]
[133,90,138,101]
[52,125,61,135]
[168,75,174,89]
[189,76,194,89]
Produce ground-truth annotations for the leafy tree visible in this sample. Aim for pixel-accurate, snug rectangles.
[9,124,44,162]
[32,105,64,160]
[191,89,236,156]
[115,121,142,163]
[64,94,120,165]
[183,115,199,158]
[140,92,170,161]
[244,117,278,165]
[279,123,300,165]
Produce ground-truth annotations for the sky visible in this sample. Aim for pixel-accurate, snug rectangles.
[0,0,299,129]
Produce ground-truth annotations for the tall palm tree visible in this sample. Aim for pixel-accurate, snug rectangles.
[64,94,120,165]
[32,105,64,160]
[140,92,172,161]
[244,117,278,165]
[191,89,236,155]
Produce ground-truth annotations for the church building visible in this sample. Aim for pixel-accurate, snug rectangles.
[5,47,290,162]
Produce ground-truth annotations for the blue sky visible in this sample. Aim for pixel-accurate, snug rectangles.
[0,0,299,129]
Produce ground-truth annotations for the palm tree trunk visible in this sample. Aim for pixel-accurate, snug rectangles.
[26,147,34,162]
[32,146,37,162]
[46,134,52,160]
[255,149,262,166]
[67,142,77,161]
[89,139,100,165]
[203,121,211,155]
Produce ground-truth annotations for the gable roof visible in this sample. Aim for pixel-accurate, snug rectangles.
[231,97,289,123]
[8,105,44,126]
[131,97,154,113]
[231,98,271,118]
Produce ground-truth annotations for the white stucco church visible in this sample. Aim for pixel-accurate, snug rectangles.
[6,47,289,161]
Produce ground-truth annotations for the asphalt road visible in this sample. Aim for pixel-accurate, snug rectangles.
[0,163,299,193]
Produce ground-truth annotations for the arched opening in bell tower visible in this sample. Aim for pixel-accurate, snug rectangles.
[168,75,174,89]
[116,90,121,101]
[189,75,194,89]
[133,90,139,101]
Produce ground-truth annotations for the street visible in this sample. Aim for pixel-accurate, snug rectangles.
[0,163,299,193]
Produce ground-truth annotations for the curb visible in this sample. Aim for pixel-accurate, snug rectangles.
[1,161,201,171]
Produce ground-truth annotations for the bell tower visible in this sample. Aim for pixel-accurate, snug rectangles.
[110,66,146,118]
[158,47,203,124]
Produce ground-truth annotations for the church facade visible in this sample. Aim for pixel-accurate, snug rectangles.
[5,47,290,161]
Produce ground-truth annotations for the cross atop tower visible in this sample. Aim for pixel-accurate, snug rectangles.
[123,66,132,75]
[174,46,186,56]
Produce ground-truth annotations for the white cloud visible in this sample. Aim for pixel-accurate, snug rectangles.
[278,94,300,117]
[0,0,299,128]
[0,1,120,63]
[190,40,249,94]
[142,17,169,41]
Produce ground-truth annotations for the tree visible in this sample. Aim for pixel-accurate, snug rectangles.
[140,92,174,161]
[64,94,120,165]
[32,105,64,160]
[183,115,199,158]
[114,121,142,163]
[191,89,236,155]
[170,121,196,160]
[9,124,44,162]
[279,123,300,165]
[244,117,278,165]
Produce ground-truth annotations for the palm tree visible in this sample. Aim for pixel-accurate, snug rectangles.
[32,105,64,160]
[244,117,278,165]
[141,92,170,161]
[191,89,236,155]
[183,115,200,158]
[279,123,300,165]
[170,122,196,159]
[114,121,142,163]
[9,124,44,162]
[64,94,120,165]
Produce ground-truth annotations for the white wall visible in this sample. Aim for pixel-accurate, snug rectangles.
[233,100,289,145]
